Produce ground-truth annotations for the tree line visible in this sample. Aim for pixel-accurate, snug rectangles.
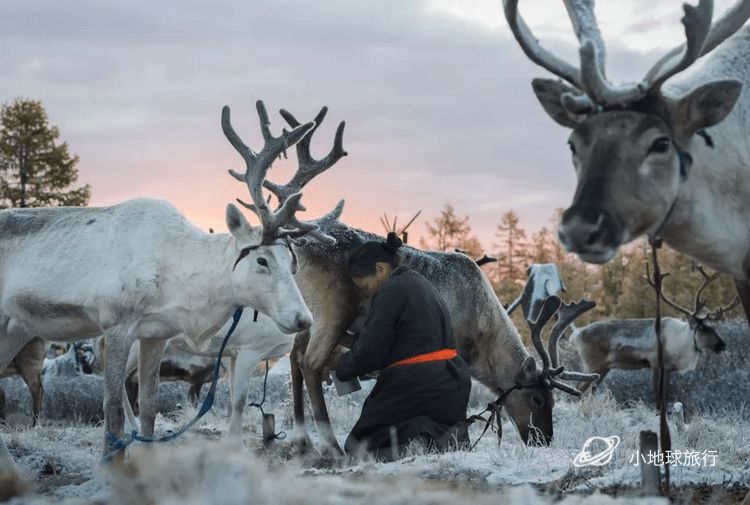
[418,204,743,330]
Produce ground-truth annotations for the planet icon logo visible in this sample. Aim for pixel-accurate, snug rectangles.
[573,436,620,467]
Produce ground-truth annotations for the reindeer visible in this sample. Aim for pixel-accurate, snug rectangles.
[507,263,567,323]
[572,264,737,392]
[118,311,293,443]
[225,108,599,452]
[0,100,342,473]
[0,338,46,425]
[503,0,750,323]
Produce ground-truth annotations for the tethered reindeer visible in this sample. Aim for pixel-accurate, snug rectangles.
[0,338,46,425]
[572,263,738,392]
[503,0,750,322]
[118,312,294,443]
[0,100,341,474]
[245,112,599,451]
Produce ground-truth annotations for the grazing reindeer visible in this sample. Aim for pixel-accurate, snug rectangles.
[0,100,341,473]
[572,264,738,392]
[0,338,46,425]
[503,0,750,322]
[241,107,599,451]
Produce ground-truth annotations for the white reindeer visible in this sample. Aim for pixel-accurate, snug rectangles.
[503,0,750,322]
[0,100,344,474]
[572,264,737,392]
[119,312,293,442]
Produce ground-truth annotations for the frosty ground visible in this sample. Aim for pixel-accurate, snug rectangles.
[1,321,749,505]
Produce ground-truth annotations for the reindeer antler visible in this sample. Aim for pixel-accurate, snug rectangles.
[527,295,562,380]
[526,295,599,396]
[227,103,347,245]
[263,106,347,205]
[504,0,750,108]
[646,261,738,321]
[692,263,742,320]
[645,262,693,317]
[222,101,320,245]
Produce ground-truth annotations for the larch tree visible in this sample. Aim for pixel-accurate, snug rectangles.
[420,203,483,257]
[0,98,90,209]
[493,209,528,285]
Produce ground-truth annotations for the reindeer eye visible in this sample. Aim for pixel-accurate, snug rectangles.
[568,141,577,155]
[648,137,671,154]
[257,257,268,267]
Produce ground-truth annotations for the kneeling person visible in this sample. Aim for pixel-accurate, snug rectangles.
[335,232,472,460]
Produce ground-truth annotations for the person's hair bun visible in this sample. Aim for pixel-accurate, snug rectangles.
[384,231,403,252]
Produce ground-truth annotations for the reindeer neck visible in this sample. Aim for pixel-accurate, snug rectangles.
[160,232,241,339]
[661,132,750,280]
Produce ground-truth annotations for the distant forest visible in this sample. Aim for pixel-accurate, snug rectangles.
[417,204,742,332]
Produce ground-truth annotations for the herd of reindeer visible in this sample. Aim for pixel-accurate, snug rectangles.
[2,0,750,486]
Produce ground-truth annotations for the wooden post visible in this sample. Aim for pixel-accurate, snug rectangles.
[262,413,276,447]
[639,430,661,496]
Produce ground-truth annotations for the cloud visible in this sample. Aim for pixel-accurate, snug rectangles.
[1,0,722,250]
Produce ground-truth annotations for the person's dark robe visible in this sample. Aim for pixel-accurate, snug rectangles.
[335,265,471,460]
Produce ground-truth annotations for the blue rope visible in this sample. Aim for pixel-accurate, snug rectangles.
[102,307,244,463]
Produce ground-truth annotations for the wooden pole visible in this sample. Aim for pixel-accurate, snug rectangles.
[639,430,661,496]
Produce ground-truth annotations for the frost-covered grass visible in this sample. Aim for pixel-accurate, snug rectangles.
[2,358,749,504]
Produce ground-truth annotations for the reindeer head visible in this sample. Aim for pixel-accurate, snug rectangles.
[647,262,739,353]
[504,295,598,445]
[222,101,347,333]
[504,0,748,263]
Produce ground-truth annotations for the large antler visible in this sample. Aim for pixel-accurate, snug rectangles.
[646,262,737,320]
[691,263,741,320]
[223,101,322,244]
[527,295,562,380]
[225,102,348,245]
[645,263,693,317]
[263,106,347,205]
[527,295,599,396]
[504,0,750,108]
[256,105,348,244]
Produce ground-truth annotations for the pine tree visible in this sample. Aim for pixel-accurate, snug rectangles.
[419,203,482,256]
[0,98,90,208]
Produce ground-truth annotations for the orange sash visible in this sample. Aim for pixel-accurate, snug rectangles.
[387,348,458,368]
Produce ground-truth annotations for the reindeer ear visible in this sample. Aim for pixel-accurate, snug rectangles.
[515,356,538,385]
[226,204,250,235]
[532,78,588,129]
[675,79,742,135]
[227,204,264,245]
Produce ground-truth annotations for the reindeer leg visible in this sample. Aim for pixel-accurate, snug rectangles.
[0,387,5,423]
[102,327,135,465]
[290,332,313,452]
[187,381,202,407]
[15,339,45,426]
[137,338,168,437]
[226,346,261,443]
[300,333,343,455]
